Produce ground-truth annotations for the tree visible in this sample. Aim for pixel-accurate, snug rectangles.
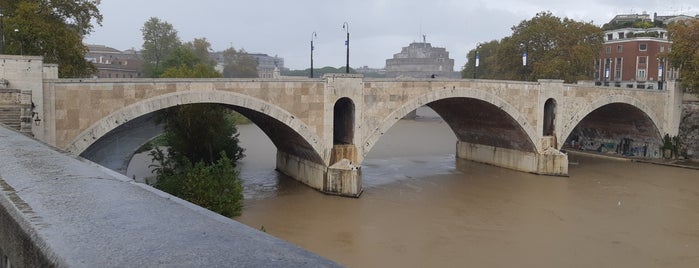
[150,105,246,217]
[151,151,243,217]
[222,47,259,78]
[1,0,102,77]
[159,104,244,165]
[461,40,499,79]
[160,63,222,78]
[141,17,181,77]
[462,11,603,83]
[185,38,216,67]
[667,19,699,94]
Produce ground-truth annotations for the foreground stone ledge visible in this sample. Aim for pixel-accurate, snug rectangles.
[0,125,339,268]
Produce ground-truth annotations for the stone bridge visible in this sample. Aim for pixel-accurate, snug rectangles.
[3,56,684,197]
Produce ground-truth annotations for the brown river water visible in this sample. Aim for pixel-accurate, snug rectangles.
[128,110,699,268]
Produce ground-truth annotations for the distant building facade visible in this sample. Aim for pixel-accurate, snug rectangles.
[85,45,143,79]
[385,41,457,78]
[211,51,285,78]
[595,13,699,89]
[249,53,285,79]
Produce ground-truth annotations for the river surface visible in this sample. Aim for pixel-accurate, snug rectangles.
[127,109,699,267]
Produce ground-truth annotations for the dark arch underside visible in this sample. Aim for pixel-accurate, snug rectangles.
[81,104,324,174]
[564,103,662,151]
[426,98,536,152]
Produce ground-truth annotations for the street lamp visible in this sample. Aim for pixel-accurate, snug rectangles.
[14,28,21,55]
[0,8,5,54]
[604,59,610,86]
[473,43,480,79]
[520,42,528,81]
[342,22,349,74]
[657,57,664,90]
[310,31,317,78]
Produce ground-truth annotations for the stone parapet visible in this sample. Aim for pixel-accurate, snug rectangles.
[0,125,339,267]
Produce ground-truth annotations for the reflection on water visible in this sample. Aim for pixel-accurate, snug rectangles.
[130,108,699,267]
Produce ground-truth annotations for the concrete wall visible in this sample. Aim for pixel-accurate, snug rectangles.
[0,125,339,267]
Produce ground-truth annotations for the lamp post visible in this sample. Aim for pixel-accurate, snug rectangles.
[657,58,664,90]
[520,42,528,81]
[473,43,480,79]
[604,59,610,86]
[14,28,21,55]
[342,22,349,74]
[310,31,317,78]
[0,8,4,54]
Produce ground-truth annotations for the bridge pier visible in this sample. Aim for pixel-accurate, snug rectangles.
[275,150,362,197]
[456,141,568,176]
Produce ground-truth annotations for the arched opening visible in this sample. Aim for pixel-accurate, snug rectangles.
[564,103,661,157]
[333,97,355,145]
[427,97,536,152]
[543,98,556,136]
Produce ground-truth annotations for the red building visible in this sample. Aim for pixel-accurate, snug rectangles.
[594,27,677,89]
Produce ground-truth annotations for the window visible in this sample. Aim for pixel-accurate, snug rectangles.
[639,57,646,64]
[617,45,622,53]
[616,58,622,65]
[618,32,625,39]
[606,46,611,54]
[660,46,665,53]
[607,34,613,41]
[639,43,647,51]
[637,69,647,80]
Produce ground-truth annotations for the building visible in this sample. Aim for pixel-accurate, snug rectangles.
[355,66,386,78]
[595,13,699,89]
[211,51,285,78]
[249,53,285,79]
[85,45,144,79]
[385,38,457,78]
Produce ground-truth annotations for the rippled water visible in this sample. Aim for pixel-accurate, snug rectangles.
[128,110,699,267]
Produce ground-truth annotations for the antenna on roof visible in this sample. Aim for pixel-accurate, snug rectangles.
[419,21,423,43]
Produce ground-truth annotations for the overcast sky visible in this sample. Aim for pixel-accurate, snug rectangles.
[84,0,698,70]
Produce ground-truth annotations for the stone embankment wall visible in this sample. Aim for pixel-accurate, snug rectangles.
[0,125,339,267]
[679,94,699,159]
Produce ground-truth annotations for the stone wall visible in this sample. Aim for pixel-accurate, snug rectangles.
[679,94,699,158]
[0,125,339,267]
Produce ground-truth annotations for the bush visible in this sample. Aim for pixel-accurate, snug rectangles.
[152,151,243,217]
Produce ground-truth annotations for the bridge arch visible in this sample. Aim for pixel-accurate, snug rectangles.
[559,94,663,148]
[363,87,540,157]
[68,90,325,164]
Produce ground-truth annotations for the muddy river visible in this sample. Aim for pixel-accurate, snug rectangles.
[127,110,699,267]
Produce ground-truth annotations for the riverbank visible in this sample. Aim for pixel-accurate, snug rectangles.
[565,149,699,170]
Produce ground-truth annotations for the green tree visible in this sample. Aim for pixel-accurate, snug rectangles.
[222,47,259,78]
[151,151,243,217]
[667,19,699,94]
[141,17,181,77]
[461,40,499,79]
[1,0,102,77]
[463,12,603,83]
[158,104,244,165]
[160,63,222,78]
[150,105,246,217]
[185,38,216,67]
